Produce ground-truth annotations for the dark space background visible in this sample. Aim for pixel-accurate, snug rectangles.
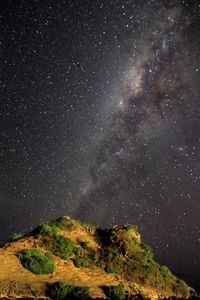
[1,0,200,292]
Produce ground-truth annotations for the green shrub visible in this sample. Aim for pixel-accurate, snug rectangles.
[10,233,23,241]
[74,247,84,257]
[73,256,92,268]
[81,241,89,250]
[172,279,192,298]
[91,252,100,265]
[141,243,153,257]
[105,246,118,261]
[38,218,74,235]
[30,288,39,297]
[73,246,98,268]
[140,243,154,265]
[82,223,96,235]
[106,284,126,300]
[55,218,74,231]
[48,281,90,300]
[17,248,55,274]
[123,224,138,231]
[39,222,59,235]
[102,245,124,271]
[105,265,116,274]
[48,281,70,300]
[52,235,76,260]
[75,219,82,226]
[71,286,90,299]
[160,265,172,278]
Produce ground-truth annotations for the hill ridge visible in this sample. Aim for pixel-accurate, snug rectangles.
[0,216,196,300]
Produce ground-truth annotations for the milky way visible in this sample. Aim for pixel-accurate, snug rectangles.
[75,1,199,225]
[73,0,200,280]
[1,0,200,290]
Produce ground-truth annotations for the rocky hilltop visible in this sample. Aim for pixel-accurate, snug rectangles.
[0,216,196,299]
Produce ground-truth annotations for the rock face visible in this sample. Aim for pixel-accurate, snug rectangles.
[0,216,196,300]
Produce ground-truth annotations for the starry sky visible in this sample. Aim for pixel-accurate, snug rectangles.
[1,0,200,290]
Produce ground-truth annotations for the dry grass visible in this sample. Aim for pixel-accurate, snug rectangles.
[0,234,118,299]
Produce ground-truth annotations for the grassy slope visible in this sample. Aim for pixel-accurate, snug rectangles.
[0,216,194,299]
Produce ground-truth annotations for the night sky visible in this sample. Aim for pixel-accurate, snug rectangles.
[1,0,200,289]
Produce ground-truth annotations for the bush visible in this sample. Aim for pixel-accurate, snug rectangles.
[17,248,55,274]
[106,284,126,300]
[82,223,96,235]
[102,245,124,272]
[75,219,82,226]
[10,233,23,241]
[52,235,76,260]
[105,265,116,274]
[141,243,154,261]
[48,281,90,300]
[172,279,192,298]
[105,246,118,261]
[73,256,92,268]
[81,241,89,250]
[123,224,138,231]
[160,265,172,278]
[91,252,100,265]
[55,218,74,231]
[48,281,70,300]
[73,246,97,268]
[71,286,90,299]
[74,247,84,257]
[38,218,74,235]
[39,222,59,235]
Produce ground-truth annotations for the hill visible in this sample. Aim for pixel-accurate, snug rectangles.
[0,216,196,299]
